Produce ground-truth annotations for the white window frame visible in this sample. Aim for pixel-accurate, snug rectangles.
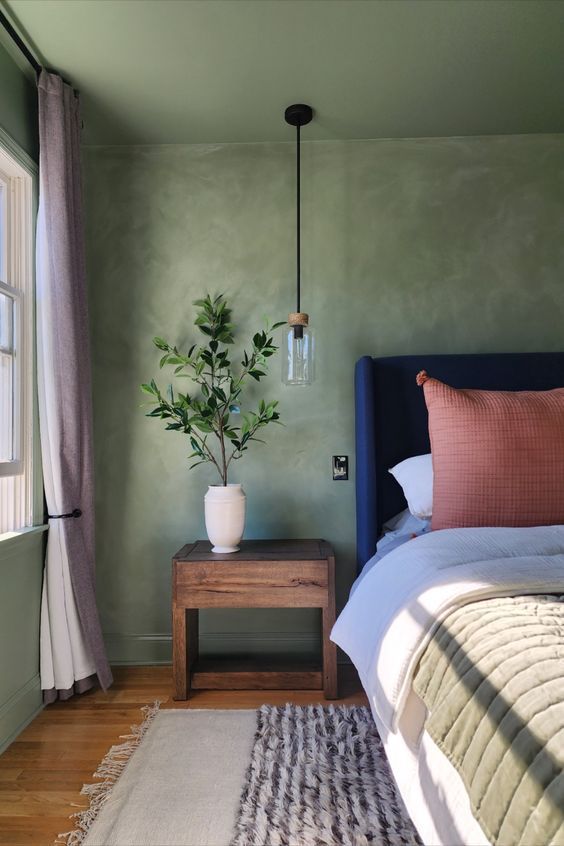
[0,144,33,530]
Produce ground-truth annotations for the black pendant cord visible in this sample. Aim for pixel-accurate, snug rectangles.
[284,103,312,339]
[296,123,301,314]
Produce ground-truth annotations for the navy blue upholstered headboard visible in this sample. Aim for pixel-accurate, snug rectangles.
[355,352,564,572]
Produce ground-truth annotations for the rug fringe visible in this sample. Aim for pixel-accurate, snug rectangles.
[56,700,161,846]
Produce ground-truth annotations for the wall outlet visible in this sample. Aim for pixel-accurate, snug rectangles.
[332,455,348,480]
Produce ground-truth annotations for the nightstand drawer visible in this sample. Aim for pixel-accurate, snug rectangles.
[174,560,329,608]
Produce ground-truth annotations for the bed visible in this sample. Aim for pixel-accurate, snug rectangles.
[332,352,564,846]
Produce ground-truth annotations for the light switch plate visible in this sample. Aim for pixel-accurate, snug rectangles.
[332,455,349,480]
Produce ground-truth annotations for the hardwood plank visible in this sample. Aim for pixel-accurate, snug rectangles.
[322,552,338,699]
[172,604,187,700]
[175,561,328,608]
[0,768,22,782]
[191,656,322,690]
[0,816,71,845]
[192,667,322,690]
[0,790,88,815]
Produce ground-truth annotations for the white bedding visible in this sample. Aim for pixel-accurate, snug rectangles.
[331,525,564,844]
[374,689,490,846]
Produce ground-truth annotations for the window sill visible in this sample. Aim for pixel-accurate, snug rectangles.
[0,524,48,558]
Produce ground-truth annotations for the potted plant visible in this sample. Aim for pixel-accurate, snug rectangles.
[141,294,284,553]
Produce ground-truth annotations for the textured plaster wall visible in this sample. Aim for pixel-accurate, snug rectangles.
[0,39,37,159]
[83,135,564,663]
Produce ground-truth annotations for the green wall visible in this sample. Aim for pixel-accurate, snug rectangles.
[0,532,45,753]
[0,39,42,753]
[83,135,564,664]
[0,39,38,160]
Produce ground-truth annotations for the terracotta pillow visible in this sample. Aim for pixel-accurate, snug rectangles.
[417,371,564,530]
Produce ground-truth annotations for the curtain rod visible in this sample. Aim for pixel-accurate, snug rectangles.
[0,9,41,76]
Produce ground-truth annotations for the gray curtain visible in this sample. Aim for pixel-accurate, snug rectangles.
[37,69,112,703]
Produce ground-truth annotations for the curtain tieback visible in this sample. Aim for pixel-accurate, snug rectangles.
[48,508,82,519]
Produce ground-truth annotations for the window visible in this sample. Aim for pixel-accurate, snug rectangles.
[0,144,33,535]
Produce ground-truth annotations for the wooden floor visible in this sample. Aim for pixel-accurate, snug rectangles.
[0,665,367,846]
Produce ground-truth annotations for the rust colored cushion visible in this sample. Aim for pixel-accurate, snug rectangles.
[417,371,564,530]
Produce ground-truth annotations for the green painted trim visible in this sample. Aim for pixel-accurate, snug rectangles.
[0,123,37,175]
[0,673,42,755]
[104,631,323,665]
[0,524,47,561]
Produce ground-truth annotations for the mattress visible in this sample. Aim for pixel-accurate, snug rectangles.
[373,687,489,846]
[331,524,564,846]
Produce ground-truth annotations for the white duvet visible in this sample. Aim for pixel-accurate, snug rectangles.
[331,524,564,733]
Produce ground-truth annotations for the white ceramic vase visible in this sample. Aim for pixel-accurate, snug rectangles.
[204,483,246,553]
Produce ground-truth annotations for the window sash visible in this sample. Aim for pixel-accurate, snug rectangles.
[0,280,22,474]
[0,146,33,532]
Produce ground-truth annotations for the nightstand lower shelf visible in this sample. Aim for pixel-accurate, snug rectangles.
[191,657,322,690]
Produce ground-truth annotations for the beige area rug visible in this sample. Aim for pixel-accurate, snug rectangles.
[60,703,421,846]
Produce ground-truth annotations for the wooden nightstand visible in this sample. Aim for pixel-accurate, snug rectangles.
[172,539,338,700]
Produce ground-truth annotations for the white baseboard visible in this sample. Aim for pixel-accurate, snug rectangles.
[0,674,43,755]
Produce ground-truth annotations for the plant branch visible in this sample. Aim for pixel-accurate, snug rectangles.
[142,295,282,486]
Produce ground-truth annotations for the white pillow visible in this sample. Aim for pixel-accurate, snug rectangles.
[389,453,433,519]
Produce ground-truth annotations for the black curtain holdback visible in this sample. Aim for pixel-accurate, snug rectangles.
[48,508,82,519]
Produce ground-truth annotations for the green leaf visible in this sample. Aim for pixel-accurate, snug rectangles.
[194,421,214,433]
[140,383,156,395]
[153,337,169,351]
[211,386,227,402]
[271,321,286,330]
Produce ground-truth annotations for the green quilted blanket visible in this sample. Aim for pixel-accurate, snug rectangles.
[413,594,564,846]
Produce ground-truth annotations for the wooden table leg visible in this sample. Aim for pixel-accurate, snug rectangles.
[173,605,188,700]
[322,553,338,699]
[187,608,199,674]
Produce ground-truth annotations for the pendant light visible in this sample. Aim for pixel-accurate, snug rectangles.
[282,103,315,386]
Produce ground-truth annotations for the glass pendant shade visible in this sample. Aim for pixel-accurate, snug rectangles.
[283,316,314,386]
